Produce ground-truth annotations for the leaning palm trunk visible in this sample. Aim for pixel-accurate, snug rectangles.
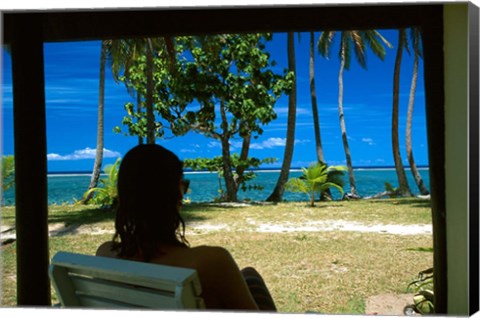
[84,41,107,203]
[310,32,331,200]
[309,32,324,163]
[392,30,412,197]
[267,32,297,202]
[406,45,429,195]
[338,48,357,196]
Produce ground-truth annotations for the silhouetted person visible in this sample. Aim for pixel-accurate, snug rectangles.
[96,144,276,311]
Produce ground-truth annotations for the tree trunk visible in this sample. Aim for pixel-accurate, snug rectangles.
[84,40,107,203]
[338,46,357,196]
[219,100,238,202]
[406,48,430,195]
[235,133,251,191]
[310,32,331,201]
[137,90,144,145]
[267,32,297,202]
[392,30,413,197]
[145,39,155,144]
[309,32,324,163]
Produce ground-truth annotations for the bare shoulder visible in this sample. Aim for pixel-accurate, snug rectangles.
[191,245,232,259]
[96,241,117,257]
[189,245,237,267]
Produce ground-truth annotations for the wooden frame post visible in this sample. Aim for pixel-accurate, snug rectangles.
[11,13,51,306]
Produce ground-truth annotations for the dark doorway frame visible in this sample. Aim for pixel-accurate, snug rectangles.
[2,4,447,312]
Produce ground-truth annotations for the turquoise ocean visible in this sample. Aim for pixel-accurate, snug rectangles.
[0,168,430,205]
[2,168,430,206]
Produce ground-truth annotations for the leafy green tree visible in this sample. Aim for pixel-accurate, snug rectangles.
[151,34,292,201]
[184,155,277,201]
[318,30,392,197]
[113,37,177,144]
[286,162,346,207]
[392,29,413,197]
[82,158,120,208]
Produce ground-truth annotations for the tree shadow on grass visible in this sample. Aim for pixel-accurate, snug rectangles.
[48,207,115,227]
[181,203,242,223]
[366,198,431,209]
[48,204,220,227]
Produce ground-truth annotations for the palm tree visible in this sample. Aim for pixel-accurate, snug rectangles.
[83,40,108,203]
[83,38,176,203]
[318,30,392,197]
[83,158,120,208]
[405,28,429,195]
[83,39,132,203]
[309,31,325,163]
[267,32,297,202]
[286,162,346,207]
[121,38,176,144]
[310,31,333,201]
[392,29,413,197]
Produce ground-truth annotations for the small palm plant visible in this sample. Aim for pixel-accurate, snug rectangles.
[82,158,120,208]
[286,162,347,207]
[404,267,434,315]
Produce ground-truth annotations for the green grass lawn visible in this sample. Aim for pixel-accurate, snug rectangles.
[0,198,433,313]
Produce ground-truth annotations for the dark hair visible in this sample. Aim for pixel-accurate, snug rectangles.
[112,144,189,261]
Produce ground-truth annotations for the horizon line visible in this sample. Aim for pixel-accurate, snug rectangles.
[47,165,430,175]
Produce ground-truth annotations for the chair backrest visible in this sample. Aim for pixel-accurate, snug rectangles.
[49,251,205,309]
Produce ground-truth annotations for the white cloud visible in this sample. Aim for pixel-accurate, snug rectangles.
[207,141,221,148]
[250,137,311,150]
[229,140,243,149]
[275,107,311,116]
[361,137,375,145]
[250,137,286,149]
[294,139,311,145]
[180,144,203,153]
[47,147,121,161]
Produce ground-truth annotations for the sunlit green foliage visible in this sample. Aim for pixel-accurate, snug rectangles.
[286,162,347,206]
[82,158,120,208]
[115,34,292,201]
[1,155,15,192]
[184,155,277,201]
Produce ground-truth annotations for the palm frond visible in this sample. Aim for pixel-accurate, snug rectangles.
[362,30,391,61]
[341,32,351,70]
[286,178,309,194]
[306,162,327,179]
[327,173,346,187]
[317,182,344,195]
[351,31,367,69]
[410,28,423,59]
[317,31,336,59]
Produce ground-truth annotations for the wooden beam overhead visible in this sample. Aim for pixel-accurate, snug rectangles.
[3,4,433,43]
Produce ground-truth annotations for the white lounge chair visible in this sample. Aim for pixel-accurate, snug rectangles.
[49,251,205,309]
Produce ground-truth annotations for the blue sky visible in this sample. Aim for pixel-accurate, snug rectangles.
[1,29,429,172]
